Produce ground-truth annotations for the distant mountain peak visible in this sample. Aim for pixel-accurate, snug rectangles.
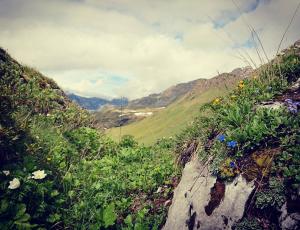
[67,93,128,111]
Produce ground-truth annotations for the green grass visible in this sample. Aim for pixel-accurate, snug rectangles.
[107,87,229,145]
[0,48,179,229]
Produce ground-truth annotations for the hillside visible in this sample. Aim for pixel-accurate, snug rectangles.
[0,47,179,229]
[68,93,128,111]
[127,67,252,109]
[165,41,300,229]
[1,38,300,229]
[107,67,253,144]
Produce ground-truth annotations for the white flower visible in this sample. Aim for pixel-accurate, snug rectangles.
[155,187,162,193]
[2,170,10,176]
[32,170,47,180]
[8,178,20,189]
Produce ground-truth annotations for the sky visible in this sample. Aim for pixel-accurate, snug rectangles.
[0,0,300,99]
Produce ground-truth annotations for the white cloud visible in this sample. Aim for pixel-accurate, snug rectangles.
[0,0,299,99]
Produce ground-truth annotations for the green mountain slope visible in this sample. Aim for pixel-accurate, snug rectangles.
[107,71,250,145]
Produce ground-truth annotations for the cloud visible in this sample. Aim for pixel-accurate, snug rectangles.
[0,0,299,99]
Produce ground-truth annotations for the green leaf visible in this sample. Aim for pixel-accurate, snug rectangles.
[124,214,133,227]
[15,204,26,220]
[0,199,9,214]
[47,213,61,223]
[17,213,30,223]
[103,203,117,228]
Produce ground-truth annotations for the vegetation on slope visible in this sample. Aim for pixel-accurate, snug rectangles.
[0,48,179,229]
[107,70,249,145]
[107,88,227,145]
[1,40,299,229]
[174,49,300,229]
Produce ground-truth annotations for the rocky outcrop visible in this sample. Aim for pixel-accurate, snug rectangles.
[163,157,255,230]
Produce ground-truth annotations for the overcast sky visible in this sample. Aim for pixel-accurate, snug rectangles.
[0,0,300,99]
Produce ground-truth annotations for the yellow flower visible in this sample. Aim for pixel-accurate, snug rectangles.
[253,75,258,80]
[238,83,245,89]
[212,98,221,105]
[47,157,51,161]
[239,80,244,84]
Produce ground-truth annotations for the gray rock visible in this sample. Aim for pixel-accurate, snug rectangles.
[163,157,255,230]
[290,78,300,91]
[256,101,285,110]
[279,203,300,230]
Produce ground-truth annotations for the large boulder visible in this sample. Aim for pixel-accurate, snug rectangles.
[163,157,255,230]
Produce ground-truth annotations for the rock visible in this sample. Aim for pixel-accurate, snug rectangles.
[290,78,300,91]
[164,200,172,207]
[294,39,300,48]
[279,203,300,230]
[163,157,255,230]
[256,101,285,110]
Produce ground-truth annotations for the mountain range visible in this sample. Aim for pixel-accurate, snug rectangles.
[67,93,128,110]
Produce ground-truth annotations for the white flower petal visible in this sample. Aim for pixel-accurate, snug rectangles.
[8,178,20,189]
[2,170,10,176]
[32,170,47,180]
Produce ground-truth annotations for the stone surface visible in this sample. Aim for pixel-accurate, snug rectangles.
[163,157,255,230]
[279,203,300,230]
[256,101,285,110]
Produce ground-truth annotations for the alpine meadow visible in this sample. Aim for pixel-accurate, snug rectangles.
[1,1,300,229]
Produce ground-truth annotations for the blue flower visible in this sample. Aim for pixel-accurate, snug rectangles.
[227,141,237,148]
[217,134,226,142]
[288,106,297,113]
[229,161,235,168]
[285,98,293,104]
[285,99,299,113]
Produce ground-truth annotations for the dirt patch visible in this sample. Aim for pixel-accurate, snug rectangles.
[275,83,300,102]
[240,147,281,182]
[177,140,198,166]
[204,179,226,216]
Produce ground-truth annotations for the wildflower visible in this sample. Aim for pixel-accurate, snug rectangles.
[217,134,226,142]
[229,161,235,168]
[8,178,20,189]
[2,170,10,176]
[32,170,47,180]
[253,75,258,80]
[47,157,51,161]
[227,141,237,148]
[155,187,162,193]
[288,106,297,114]
[212,98,221,105]
[238,81,245,89]
[285,99,293,104]
[284,98,299,113]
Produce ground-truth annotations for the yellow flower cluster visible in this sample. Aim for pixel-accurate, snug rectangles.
[219,158,240,179]
[238,80,245,89]
[212,98,221,105]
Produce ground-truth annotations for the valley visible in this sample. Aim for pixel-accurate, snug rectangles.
[1,1,300,229]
